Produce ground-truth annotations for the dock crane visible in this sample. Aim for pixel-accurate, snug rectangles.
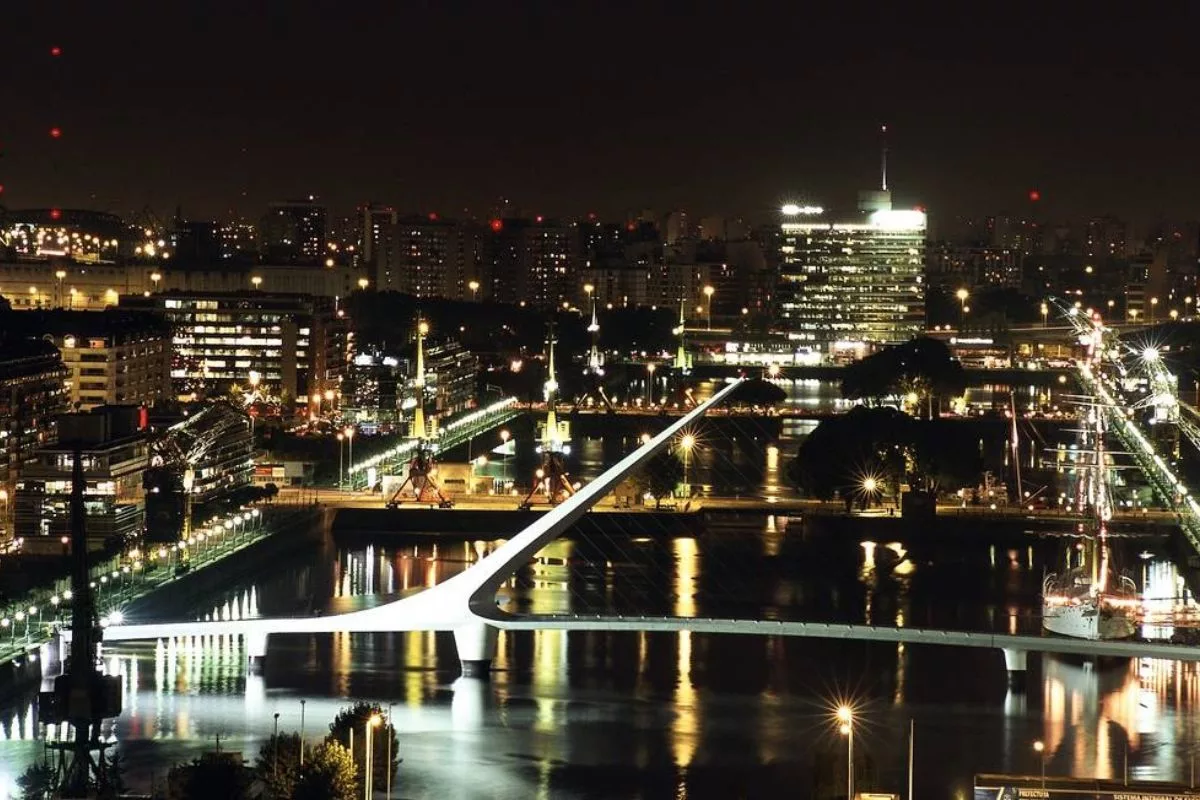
[387,317,453,508]
[144,402,252,543]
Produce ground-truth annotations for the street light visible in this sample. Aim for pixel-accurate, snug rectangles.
[358,277,369,291]
[680,434,695,488]
[837,705,855,800]
[703,285,714,329]
[500,429,510,488]
[55,269,66,306]
[150,272,162,292]
[365,713,382,800]
[956,288,969,325]
[251,275,263,290]
[345,427,355,489]
[1040,302,1049,328]
[1033,740,1046,787]
[468,279,480,301]
[337,432,345,489]
[1151,296,1159,323]
[646,362,656,404]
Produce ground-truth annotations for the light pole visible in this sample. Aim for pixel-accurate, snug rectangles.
[251,275,263,291]
[956,288,969,326]
[1151,296,1159,324]
[151,271,162,293]
[680,434,695,492]
[385,703,395,799]
[68,287,77,309]
[300,699,307,766]
[358,277,369,292]
[345,427,355,490]
[500,429,510,489]
[273,712,281,778]
[337,432,345,490]
[468,279,480,302]
[55,270,66,307]
[365,713,382,800]
[1040,302,1048,328]
[838,705,854,800]
[646,362,656,405]
[1033,740,1045,787]
[703,285,714,329]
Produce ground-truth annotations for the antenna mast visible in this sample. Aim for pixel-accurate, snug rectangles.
[880,124,889,192]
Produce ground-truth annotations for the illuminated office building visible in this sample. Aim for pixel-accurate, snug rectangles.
[122,291,347,404]
[776,194,926,360]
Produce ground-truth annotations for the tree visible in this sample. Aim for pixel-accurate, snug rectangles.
[294,741,358,800]
[17,761,55,800]
[166,752,251,800]
[636,450,686,508]
[842,338,965,418]
[254,732,303,799]
[327,702,398,789]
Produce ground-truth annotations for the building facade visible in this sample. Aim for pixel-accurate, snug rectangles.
[776,199,926,360]
[19,310,172,411]
[260,199,327,265]
[13,406,147,553]
[122,292,349,405]
[0,337,68,542]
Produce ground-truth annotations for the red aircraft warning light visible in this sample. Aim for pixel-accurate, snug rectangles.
[50,46,62,57]
[49,127,62,139]
[1029,189,1041,202]
[489,219,503,232]
[50,209,62,220]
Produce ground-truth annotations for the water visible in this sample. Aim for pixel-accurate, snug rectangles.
[2,517,1199,799]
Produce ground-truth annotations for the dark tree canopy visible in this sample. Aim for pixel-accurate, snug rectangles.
[729,378,787,406]
[294,741,358,800]
[167,753,251,800]
[637,449,686,507]
[255,732,303,799]
[841,338,966,416]
[787,406,981,506]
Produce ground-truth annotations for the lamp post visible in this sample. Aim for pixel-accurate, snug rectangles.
[646,362,656,404]
[251,275,263,290]
[55,270,66,307]
[1151,296,1159,324]
[386,703,395,799]
[300,699,307,766]
[468,279,480,302]
[500,429,510,489]
[956,288,969,326]
[273,712,281,778]
[68,287,77,309]
[1033,740,1046,787]
[337,432,345,490]
[1040,302,1049,328]
[150,272,162,293]
[837,705,855,800]
[703,285,714,329]
[680,434,695,491]
[345,427,355,490]
[365,713,382,800]
[358,277,369,291]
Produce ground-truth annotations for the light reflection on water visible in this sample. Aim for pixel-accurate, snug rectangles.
[2,524,1200,796]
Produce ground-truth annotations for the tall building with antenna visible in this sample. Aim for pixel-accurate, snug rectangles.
[774,127,926,361]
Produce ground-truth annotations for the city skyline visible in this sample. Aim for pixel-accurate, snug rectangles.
[3,6,1200,222]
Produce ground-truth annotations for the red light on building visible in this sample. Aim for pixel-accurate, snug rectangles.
[0,185,5,194]
[50,46,62,57]
[915,205,926,213]
[50,208,62,220]
[535,215,544,223]
[1028,189,1041,202]
[489,219,503,232]
[428,212,438,221]
[49,127,62,139]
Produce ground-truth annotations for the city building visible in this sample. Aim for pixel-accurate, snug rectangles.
[1085,215,1128,259]
[8,309,171,411]
[122,291,349,406]
[926,242,1021,290]
[0,209,126,264]
[0,337,68,542]
[484,218,576,309]
[259,198,327,265]
[218,219,258,262]
[360,203,398,287]
[776,193,926,361]
[13,406,148,553]
[423,340,479,416]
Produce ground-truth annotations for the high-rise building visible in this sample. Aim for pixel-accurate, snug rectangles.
[122,291,348,405]
[0,336,68,542]
[218,219,258,262]
[1085,215,1128,259]
[484,218,575,309]
[259,198,327,264]
[360,203,398,287]
[18,310,172,411]
[776,195,926,360]
[14,405,148,553]
[389,215,477,299]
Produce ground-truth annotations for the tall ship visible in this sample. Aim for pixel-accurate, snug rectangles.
[1041,385,1138,640]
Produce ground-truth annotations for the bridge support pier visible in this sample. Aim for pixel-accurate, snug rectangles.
[454,623,498,678]
[246,632,268,674]
[1001,648,1027,691]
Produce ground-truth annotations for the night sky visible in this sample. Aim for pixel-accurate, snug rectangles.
[3,4,1199,224]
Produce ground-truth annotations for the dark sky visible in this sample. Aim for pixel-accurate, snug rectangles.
[3,3,1200,226]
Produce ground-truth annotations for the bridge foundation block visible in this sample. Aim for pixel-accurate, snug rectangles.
[454,623,498,678]
[246,632,268,674]
[1002,648,1028,691]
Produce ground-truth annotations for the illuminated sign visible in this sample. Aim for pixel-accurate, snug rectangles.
[869,209,927,230]
[781,204,824,216]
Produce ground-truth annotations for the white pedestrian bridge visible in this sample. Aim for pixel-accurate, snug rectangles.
[93,378,1200,687]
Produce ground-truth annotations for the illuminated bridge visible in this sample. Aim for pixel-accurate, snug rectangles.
[89,376,1200,691]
